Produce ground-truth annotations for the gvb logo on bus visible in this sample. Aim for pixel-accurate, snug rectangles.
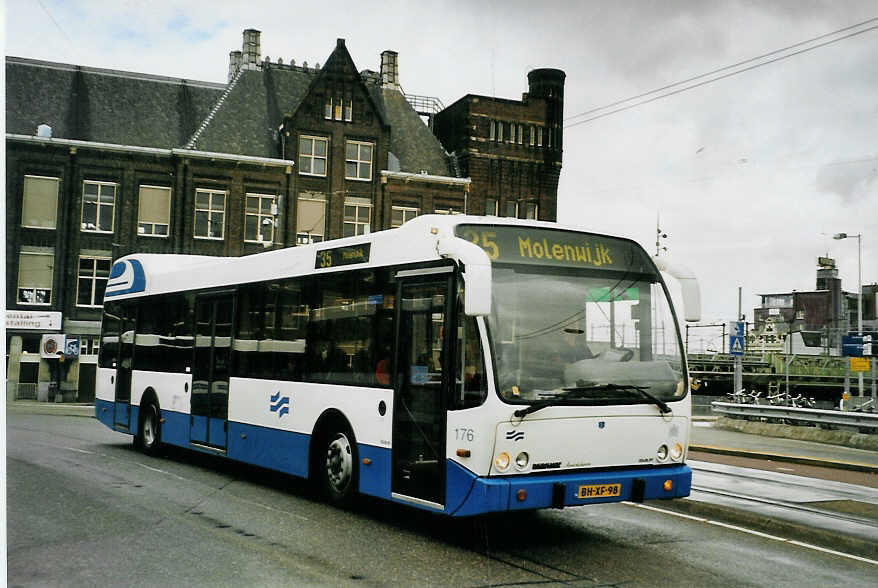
[269,392,290,418]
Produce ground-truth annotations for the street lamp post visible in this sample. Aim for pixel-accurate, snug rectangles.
[833,232,863,400]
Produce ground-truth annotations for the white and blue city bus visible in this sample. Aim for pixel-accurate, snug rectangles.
[95,215,701,515]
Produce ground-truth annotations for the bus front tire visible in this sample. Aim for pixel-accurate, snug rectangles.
[137,402,161,456]
[318,424,359,507]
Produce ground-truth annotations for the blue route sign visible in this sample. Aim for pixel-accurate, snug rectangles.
[842,334,875,357]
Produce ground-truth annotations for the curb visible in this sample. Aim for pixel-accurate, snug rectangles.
[689,444,878,474]
[647,496,878,561]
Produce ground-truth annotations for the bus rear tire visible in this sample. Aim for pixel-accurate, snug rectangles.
[317,423,359,507]
[138,402,162,456]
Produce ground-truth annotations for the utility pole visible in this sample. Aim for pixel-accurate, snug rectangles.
[733,287,743,396]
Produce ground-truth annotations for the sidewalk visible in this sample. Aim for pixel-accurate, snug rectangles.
[691,419,878,473]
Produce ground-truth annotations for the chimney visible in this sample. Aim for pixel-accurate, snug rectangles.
[243,28,261,70]
[381,50,399,90]
[228,50,243,81]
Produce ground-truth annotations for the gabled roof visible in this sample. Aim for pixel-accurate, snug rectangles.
[5,57,222,148]
[6,49,455,177]
[191,65,315,156]
[378,88,451,176]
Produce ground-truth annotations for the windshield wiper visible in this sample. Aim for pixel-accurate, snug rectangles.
[513,383,671,418]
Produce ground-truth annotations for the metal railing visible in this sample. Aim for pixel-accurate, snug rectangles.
[710,401,878,432]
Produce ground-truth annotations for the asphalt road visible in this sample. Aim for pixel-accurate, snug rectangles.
[7,412,877,587]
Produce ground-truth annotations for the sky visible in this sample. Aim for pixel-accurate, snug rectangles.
[5,0,877,352]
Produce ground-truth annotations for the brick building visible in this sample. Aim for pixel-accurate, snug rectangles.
[5,29,564,400]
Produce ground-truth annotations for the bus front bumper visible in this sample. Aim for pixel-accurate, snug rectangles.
[446,461,692,516]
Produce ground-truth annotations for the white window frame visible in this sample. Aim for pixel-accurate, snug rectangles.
[299,135,328,177]
[137,184,171,238]
[517,124,523,144]
[345,140,373,181]
[244,193,277,244]
[76,255,112,308]
[324,96,332,120]
[81,180,117,233]
[194,188,227,240]
[344,98,353,122]
[489,120,496,141]
[391,206,419,228]
[343,198,372,237]
[529,126,535,147]
[17,251,54,306]
[434,207,462,215]
[22,174,60,230]
[537,127,543,147]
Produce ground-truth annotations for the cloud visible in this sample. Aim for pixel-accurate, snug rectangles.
[816,159,878,203]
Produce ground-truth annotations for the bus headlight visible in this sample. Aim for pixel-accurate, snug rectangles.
[495,452,511,472]
[514,452,530,471]
[656,444,669,462]
[670,443,683,461]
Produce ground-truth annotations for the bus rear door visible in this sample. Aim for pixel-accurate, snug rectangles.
[113,307,136,431]
[191,293,233,451]
[391,267,453,509]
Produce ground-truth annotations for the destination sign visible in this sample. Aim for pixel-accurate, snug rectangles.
[454,225,653,273]
[315,243,371,269]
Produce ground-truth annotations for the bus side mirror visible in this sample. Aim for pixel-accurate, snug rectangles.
[437,235,492,316]
[653,256,701,322]
[463,264,491,316]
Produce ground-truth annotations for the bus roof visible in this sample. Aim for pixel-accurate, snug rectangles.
[103,215,643,301]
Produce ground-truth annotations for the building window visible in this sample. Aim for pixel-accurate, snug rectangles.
[517,124,524,144]
[344,198,372,236]
[506,200,519,218]
[77,256,111,307]
[537,127,543,147]
[344,98,352,122]
[345,141,373,181]
[391,206,419,227]
[245,193,276,243]
[17,251,54,305]
[22,175,59,229]
[497,122,503,142]
[81,181,116,233]
[137,185,171,237]
[525,201,538,220]
[194,189,226,240]
[508,123,515,144]
[297,195,326,244]
[485,198,498,216]
[299,136,328,176]
[80,336,100,356]
[489,120,496,141]
[529,126,535,147]
[324,96,332,119]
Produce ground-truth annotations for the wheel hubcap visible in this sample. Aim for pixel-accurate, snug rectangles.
[326,434,352,492]
[143,410,156,446]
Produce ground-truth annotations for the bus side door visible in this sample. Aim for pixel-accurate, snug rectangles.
[191,294,233,451]
[391,268,453,509]
[113,306,136,431]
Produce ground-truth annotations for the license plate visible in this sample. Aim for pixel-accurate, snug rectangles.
[577,483,621,499]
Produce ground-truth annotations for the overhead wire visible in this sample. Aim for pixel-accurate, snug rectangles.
[565,18,878,129]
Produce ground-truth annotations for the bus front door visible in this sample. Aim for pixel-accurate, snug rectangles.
[191,294,233,451]
[113,309,136,431]
[392,270,452,509]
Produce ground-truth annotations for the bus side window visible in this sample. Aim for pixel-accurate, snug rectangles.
[453,312,487,410]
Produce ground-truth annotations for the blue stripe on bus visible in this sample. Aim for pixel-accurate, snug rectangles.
[446,461,692,516]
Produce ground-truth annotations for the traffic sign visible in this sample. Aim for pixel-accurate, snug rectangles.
[729,335,745,356]
[728,321,745,337]
[842,334,877,357]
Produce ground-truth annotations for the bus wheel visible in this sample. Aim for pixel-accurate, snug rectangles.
[321,426,358,506]
[138,403,161,456]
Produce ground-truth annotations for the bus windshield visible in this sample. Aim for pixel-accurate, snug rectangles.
[488,265,686,405]
[454,223,686,406]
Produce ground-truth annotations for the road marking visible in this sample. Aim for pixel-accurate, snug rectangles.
[64,447,94,454]
[626,502,878,566]
[138,462,189,482]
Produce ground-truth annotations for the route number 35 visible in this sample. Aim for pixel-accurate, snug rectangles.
[461,230,499,260]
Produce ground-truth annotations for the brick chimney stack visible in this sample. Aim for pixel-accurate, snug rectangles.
[381,50,399,91]
[243,28,261,70]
